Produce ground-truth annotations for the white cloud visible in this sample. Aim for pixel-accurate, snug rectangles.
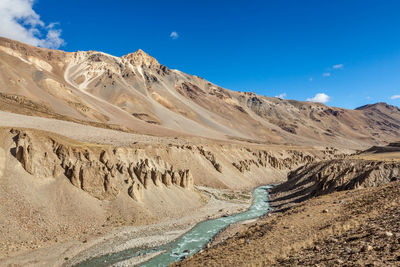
[0,0,64,48]
[170,31,179,39]
[307,93,330,103]
[332,64,344,69]
[391,95,400,100]
[275,93,286,99]
[322,72,331,77]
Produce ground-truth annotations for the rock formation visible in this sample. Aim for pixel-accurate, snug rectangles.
[10,129,194,202]
[232,150,316,173]
[8,128,331,204]
[272,159,400,201]
[197,146,223,173]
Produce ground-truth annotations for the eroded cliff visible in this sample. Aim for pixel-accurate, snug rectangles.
[271,158,400,207]
[11,129,194,202]
[6,128,335,203]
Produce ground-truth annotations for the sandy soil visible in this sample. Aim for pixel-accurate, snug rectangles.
[0,110,177,147]
[0,186,251,267]
[352,152,400,162]
[0,110,326,152]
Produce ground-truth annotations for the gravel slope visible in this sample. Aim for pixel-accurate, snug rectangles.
[177,182,400,266]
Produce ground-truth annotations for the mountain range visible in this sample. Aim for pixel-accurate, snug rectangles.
[1,37,400,149]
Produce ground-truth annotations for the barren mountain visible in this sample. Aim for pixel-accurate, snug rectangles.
[1,36,400,266]
[1,37,400,149]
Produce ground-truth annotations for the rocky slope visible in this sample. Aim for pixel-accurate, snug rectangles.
[177,147,400,266]
[178,181,400,266]
[269,159,400,209]
[1,37,400,148]
[361,141,400,154]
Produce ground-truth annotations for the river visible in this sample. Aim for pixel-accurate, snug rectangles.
[74,185,272,267]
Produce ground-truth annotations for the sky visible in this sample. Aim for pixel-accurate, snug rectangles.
[0,0,400,109]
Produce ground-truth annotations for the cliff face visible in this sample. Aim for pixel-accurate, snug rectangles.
[271,159,400,207]
[8,128,327,203]
[232,150,315,173]
[11,129,194,202]
[293,159,400,194]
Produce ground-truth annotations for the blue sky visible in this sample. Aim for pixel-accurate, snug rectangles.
[1,0,400,109]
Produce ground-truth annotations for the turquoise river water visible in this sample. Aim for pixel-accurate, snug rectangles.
[74,185,272,267]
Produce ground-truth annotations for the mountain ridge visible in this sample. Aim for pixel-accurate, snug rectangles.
[0,36,400,149]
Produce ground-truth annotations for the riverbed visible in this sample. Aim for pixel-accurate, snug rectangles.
[74,185,272,267]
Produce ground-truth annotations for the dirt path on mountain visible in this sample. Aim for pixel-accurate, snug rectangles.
[0,148,5,178]
[0,110,169,146]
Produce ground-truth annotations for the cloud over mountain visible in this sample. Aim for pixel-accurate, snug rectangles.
[307,93,330,103]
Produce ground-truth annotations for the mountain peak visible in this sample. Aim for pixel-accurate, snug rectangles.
[135,48,146,54]
[355,102,399,111]
[122,49,159,67]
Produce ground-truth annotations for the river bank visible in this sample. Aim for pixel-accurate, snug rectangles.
[73,185,271,267]
[177,181,400,266]
[0,186,251,267]
[69,188,250,267]
[74,186,253,267]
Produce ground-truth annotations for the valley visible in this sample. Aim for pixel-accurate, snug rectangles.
[0,36,399,266]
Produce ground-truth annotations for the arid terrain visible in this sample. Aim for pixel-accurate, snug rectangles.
[178,145,400,266]
[1,37,400,148]
[178,180,400,266]
[0,36,399,266]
